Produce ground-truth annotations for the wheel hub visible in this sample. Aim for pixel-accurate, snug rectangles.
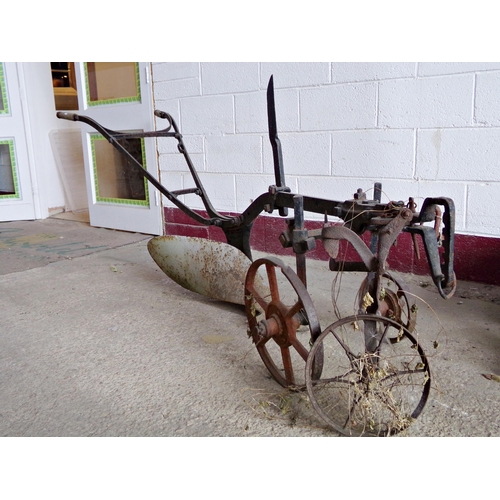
[255,301,301,348]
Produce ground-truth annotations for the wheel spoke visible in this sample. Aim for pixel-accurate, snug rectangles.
[254,293,271,312]
[280,346,295,385]
[373,321,391,353]
[246,282,270,311]
[343,392,363,430]
[311,374,358,386]
[290,338,309,362]
[254,333,271,348]
[285,300,303,320]
[379,367,428,383]
[265,263,280,302]
[330,328,357,362]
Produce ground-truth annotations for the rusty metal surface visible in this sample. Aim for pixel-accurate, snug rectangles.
[322,225,378,271]
[147,236,268,305]
[244,256,323,388]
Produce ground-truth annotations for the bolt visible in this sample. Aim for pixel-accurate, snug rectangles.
[256,322,267,338]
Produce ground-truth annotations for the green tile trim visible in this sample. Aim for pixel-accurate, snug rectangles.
[0,139,20,199]
[0,62,10,115]
[90,133,149,207]
[84,62,141,107]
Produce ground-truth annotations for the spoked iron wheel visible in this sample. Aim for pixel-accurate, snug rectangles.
[245,257,323,388]
[305,314,431,436]
[358,272,417,332]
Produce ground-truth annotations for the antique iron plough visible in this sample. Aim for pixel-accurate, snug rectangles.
[57,75,456,436]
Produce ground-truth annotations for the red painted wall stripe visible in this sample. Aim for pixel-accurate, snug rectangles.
[164,207,500,286]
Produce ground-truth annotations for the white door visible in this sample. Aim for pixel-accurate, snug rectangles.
[0,62,36,221]
[74,62,162,235]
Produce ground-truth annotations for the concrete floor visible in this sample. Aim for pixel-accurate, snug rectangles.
[1,218,499,437]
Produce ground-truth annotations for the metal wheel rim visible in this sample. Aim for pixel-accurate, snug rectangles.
[245,257,323,388]
[305,314,431,436]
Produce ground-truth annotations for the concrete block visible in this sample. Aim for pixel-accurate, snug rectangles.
[205,135,262,173]
[159,152,204,173]
[467,183,499,236]
[416,181,466,232]
[274,88,300,132]
[158,171,184,207]
[180,95,234,135]
[300,83,377,131]
[263,132,331,176]
[153,99,180,127]
[152,63,200,81]
[159,153,187,173]
[260,62,331,88]
[379,74,473,128]
[418,62,500,76]
[474,71,500,126]
[201,62,259,94]
[235,88,299,133]
[331,129,414,179]
[157,134,204,155]
[197,172,236,212]
[154,78,200,100]
[417,128,500,181]
[331,62,416,83]
[235,174,276,212]
[234,91,267,134]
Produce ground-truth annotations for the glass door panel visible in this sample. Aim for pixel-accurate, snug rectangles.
[0,140,19,197]
[90,133,148,206]
[85,63,141,106]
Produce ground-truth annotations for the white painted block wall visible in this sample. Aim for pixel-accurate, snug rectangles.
[152,62,500,238]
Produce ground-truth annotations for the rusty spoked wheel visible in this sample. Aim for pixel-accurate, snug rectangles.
[305,314,431,436]
[245,257,323,388]
[358,272,417,332]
